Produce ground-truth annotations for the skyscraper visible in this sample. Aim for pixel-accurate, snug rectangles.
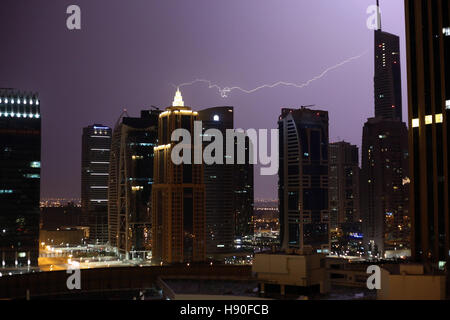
[108,109,160,260]
[278,107,330,253]
[405,0,450,264]
[232,135,254,246]
[152,90,206,264]
[360,3,410,258]
[360,118,410,257]
[0,89,41,267]
[374,10,403,121]
[329,141,360,229]
[81,124,111,244]
[198,107,254,254]
[198,107,235,254]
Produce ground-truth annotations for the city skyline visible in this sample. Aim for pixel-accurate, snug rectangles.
[1,0,450,302]
[0,0,407,200]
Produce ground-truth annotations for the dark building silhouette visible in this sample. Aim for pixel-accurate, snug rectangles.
[232,138,254,246]
[374,25,403,121]
[198,107,254,254]
[40,203,82,230]
[360,4,410,259]
[278,107,330,253]
[198,107,235,254]
[329,141,360,230]
[405,0,450,264]
[108,109,160,260]
[0,89,41,267]
[81,124,111,244]
[361,118,410,257]
[152,90,206,264]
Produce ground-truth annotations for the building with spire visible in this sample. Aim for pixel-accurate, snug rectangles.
[374,0,403,121]
[360,1,410,258]
[151,89,206,264]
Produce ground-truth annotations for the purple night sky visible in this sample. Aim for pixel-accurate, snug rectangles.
[0,0,406,200]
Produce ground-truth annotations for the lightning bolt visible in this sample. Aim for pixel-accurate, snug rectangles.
[177,51,368,98]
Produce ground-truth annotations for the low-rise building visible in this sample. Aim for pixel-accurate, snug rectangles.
[252,252,328,297]
[378,264,446,300]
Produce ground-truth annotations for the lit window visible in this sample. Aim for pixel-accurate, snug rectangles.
[446,100,450,110]
[24,174,40,179]
[412,118,420,128]
[436,114,443,124]
[30,161,41,168]
[425,115,433,125]
[443,27,450,36]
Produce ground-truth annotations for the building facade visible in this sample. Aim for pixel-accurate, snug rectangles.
[360,5,410,259]
[278,107,330,253]
[361,118,410,257]
[329,141,360,229]
[0,89,41,267]
[405,0,450,264]
[108,109,160,260]
[198,106,254,254]
[81,124,111,244]
[232,140,254,247]
[374,27,403,121]
[329,142,361,256]
[151,90,206,264]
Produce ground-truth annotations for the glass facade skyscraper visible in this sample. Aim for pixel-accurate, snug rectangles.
[374,29,403,121]
[329,141,360,230]
[405,0,450,264]
[81,124,111,244]
[198,106,254,255]
[108,110,160,260]
[0,89,41,267]
[360,3,410,259]
[278,107,330,253]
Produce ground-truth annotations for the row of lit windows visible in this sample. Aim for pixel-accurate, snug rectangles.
[0,112,40,118]
[0,97,39,105]
[412,114,443,128]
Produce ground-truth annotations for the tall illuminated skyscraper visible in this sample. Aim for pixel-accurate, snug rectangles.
[198,107,254,254]
[152,90,206,264]
[81,124,111,244]
[278,107,330,253]
[198,107,235,254]
[0,89,41,267]
[361,2,410,258]
[405,0,450,264]
[108,109,160,260]
[374,3,403,121]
